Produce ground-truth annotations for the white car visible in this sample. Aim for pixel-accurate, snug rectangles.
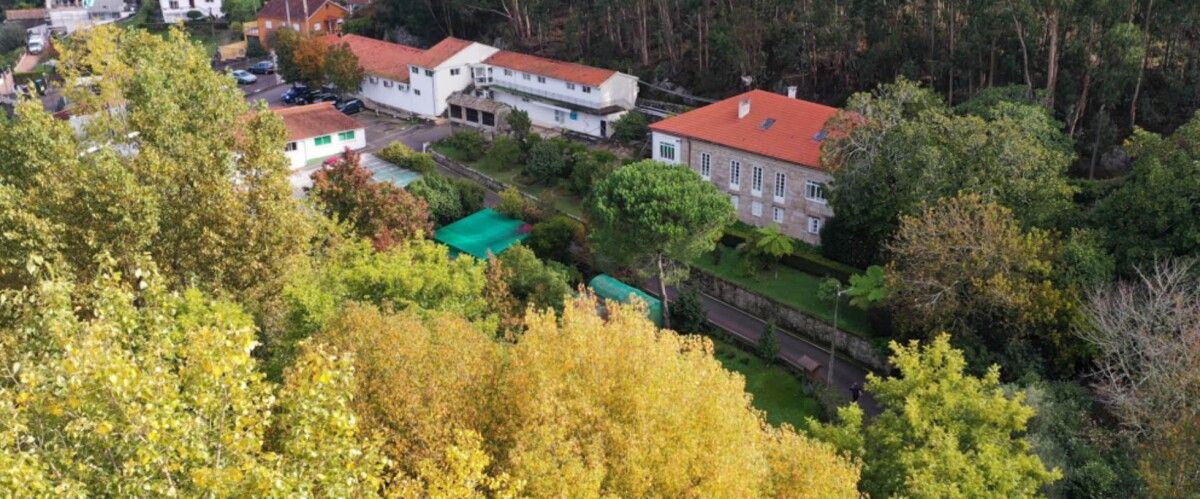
[27,38,44,55]
[230,69,257,85]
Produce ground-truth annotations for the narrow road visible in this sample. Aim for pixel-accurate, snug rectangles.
[647,277,881,416]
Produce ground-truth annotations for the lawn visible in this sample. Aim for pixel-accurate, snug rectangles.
[709,336,821,428]
[434,143,586,218]
[693,246,874,338]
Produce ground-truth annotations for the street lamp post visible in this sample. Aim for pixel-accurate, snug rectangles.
[827,284,846,384]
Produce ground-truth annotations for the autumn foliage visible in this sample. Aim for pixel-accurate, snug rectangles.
[309,148,433,250]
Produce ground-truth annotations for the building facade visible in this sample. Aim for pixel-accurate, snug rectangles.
[159,0,222,22]
[45,0,130,34]
[252,0,347,48]
[318,34,638,138]
[275,102,365,169]
[649,90,838,244]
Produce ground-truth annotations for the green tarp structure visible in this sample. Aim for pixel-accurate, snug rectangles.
[434,209,530,260]
[588,274,663,326]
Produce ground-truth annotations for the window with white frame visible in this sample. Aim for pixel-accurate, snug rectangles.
[751,201,763,217]
[774,172,787,202]
[566,82,576,90]
[503,68,513,76]
[398,83,408,92]
[751,166,763,196]
[659,142,676,161]
[730,195,739,209]
[522,73,531,80]
[773,207,784,223]
[450,68,460,75]
[368,76,378,84]
[411,66,419,74]
[807,216,823,234]
[805,181,826,203]
[700,152,711,179]
[313,22,321,30]
[264,20,272,28]
[284,141,297,152]
[729,160,741,188]
[537,76,546,83]
[383,80,393,88]
[424,69,433,77]
[582,86,592,93]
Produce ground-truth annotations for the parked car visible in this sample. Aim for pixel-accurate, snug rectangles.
[248,60,275,74]
[26,38,44,55]
[335,98,364,115]
[297,91,337,105]
[281,84,309,104]
[230,70,257,85]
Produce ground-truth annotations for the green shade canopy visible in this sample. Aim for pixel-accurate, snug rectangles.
[434,209,530,260]
[588,274,663,326]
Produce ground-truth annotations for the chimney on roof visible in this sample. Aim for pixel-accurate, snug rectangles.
[738,98,751,119]
[787,86,797,99]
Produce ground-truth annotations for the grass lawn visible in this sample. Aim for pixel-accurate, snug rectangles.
[434,143,587,218]
[693,246,874,338]
[709,336,821,428]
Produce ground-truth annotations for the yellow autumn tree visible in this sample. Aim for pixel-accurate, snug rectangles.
[321,296,860,497]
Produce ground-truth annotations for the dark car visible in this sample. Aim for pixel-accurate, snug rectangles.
[248,60,275,75]
[335,98,364,115]
[298,91,338,105]
[281,85,309,104]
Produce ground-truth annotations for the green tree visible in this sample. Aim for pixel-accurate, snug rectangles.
[0,267,385,495]
[823,78,1075,266]
[669,287,707,333]
[587,160,735,328]
[1094,112,1200,270]
[407,174,467,225]
[292,35,329,88]
[308,148,433,249]
[324,41,363,96]
[612,110,648,144]
[377,141,436,174]
[811,334,1060,498]
[524,137,571,183]
[886,194,1080,377]
[221,0,260,23]
[1,26,310,314]
[844,265,890,309]
[271,28,302,83]
[506,109,531,144]
[526,214,582,264]
[497,244,574,313]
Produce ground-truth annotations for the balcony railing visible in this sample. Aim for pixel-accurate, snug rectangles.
[476,78,634,111]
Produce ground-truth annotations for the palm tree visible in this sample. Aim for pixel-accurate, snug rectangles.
[750,225,794,278]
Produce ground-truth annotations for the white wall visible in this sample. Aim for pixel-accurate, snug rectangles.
[160,0,223,22]
[285,127,366,169]
[651,131,683,164]
[406,42,498,117]
[482,65,639,113]
[492,89,623,138]
[358,75,420,114]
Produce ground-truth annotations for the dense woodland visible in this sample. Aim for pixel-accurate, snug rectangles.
[359,0,1200,175]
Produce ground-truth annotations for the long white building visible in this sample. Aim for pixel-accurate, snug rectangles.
[320,34,638,139]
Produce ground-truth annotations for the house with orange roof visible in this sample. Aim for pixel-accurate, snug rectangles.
[273,101,365,168]
[313,33,638,139]
[251,0,348,49]
[649,89,839,243]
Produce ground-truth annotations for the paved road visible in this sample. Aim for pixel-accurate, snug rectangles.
[646,277,881,416]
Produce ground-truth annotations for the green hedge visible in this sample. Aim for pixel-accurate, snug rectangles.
[718,225,861,282]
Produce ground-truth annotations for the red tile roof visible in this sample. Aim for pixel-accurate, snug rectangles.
[320,34,422,82]
[409,37,473,68]
[257,0,346,20]
[484,50,616,87]
[274,102,363,141]
[4,8,46,20]
[649,90,839,169]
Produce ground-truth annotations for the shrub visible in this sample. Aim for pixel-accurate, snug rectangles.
[507,109,531,143]
[527,215,583,264]
[758,320,780,361]
[568,150,619,195]
[496,187,542,223]
[453,178,486,214]
[407,175,465,225]
[486,135,523,170]
[245,37,267,59]
[442,129,486,161]
[671,287,707,334]
[524,138,570,183]
[612,111,648,144]
[378,141,436,175]
[186,9,205,20]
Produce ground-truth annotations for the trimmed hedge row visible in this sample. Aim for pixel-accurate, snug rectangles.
[718,226,862,283]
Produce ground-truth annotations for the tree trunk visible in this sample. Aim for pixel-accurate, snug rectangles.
[657,255,671,329]
[1010,4,1034,100]
[1089,103,1107,179]
[1043,9,1060,108]
[1130,0,1155,128]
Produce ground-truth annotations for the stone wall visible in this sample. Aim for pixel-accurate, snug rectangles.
[688,269,891,372]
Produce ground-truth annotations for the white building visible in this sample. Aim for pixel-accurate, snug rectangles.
[321,34,638,139]
[275,102,365,169]
[159,0,223,23]
[45,0,132,34]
